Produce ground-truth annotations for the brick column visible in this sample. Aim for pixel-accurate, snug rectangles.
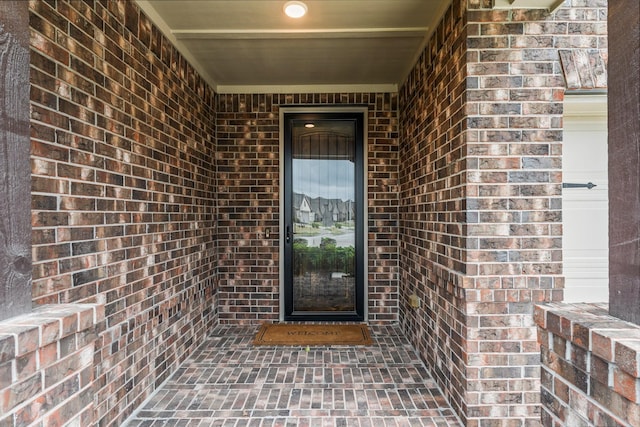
[401,0,609,423]
[464,4,571,424]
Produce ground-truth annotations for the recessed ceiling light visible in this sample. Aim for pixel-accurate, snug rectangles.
[284,1,307,18]
[304,123,315,128]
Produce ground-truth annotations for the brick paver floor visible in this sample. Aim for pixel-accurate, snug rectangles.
[124,324,462,426]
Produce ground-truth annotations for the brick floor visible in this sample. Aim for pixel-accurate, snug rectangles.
[124,325,462,426]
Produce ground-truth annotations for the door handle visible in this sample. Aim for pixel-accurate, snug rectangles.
[562,182,597,189]
[286,225,291,244]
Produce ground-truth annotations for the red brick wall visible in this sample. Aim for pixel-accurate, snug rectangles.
[398,0,607,425]
[398,0,469,417]
[216,93,399,324]
[536,303,640,427]
[24,0,611,425]
[0,305,103,427]
[29,1,217,425]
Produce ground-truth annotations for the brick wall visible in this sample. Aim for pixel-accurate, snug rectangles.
[398,0,469,418]
[22,0,612,425]
[536,303,640,426]
[29,1,217,425]
[398,0,607,425]
[0,305,102,427]
[216,93,399,324]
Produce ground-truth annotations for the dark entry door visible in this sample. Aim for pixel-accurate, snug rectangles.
[283,112,365,321]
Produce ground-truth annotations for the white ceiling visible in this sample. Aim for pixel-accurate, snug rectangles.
[135,0,452,93]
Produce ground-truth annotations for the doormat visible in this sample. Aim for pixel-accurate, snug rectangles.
[253,323,372,346]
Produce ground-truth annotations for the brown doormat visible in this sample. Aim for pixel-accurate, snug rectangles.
[253,323,372,346]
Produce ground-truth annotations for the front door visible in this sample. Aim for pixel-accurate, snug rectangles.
[283,112,365,321]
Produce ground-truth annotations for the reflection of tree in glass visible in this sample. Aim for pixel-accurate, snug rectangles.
[319,237,337,249]
[293,236,355,277]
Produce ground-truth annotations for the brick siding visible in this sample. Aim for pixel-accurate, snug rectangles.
[536,303,640,426]
[398,0,607,425]
[216,93,399,324]
[19,0,611,425]
[29,1,217,425]
[398,0,469,419]
[0,305,102,427]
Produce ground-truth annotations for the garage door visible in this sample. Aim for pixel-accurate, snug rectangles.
[563,94,608,303]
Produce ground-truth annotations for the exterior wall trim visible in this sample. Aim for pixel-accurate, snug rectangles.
[564,94,608,118]
[219,84,398,95]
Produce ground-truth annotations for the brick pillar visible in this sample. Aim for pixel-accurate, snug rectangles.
[464,6,566,425]
[608,0,640,325]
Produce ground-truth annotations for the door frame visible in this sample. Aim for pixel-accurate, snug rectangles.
[279,106,369,322]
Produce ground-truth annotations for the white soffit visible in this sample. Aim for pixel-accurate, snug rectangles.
[134,0,452,94]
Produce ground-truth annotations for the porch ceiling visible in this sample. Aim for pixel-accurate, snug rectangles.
[134,0,452,94]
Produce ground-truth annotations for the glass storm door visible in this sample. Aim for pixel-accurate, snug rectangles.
[283,112,364,321]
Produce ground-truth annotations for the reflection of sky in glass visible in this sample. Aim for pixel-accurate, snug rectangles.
[293,159,354,201]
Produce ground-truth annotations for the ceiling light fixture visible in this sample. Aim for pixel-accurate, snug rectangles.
[284,1,307,18]
[304,123,315,128]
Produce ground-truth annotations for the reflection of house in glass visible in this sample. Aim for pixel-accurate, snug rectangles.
[293,192,354,226]
[296,194,314,223]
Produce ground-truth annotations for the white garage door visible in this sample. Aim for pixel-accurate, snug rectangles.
[563,94,608,303]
